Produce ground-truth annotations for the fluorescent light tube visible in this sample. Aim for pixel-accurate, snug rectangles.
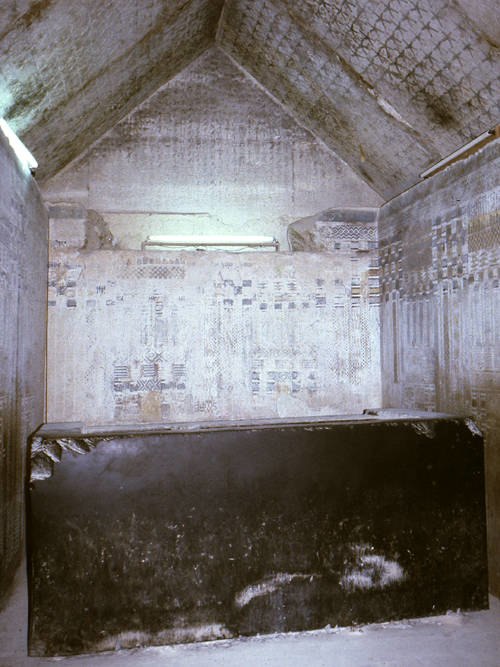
[143,235,279,251]
[420,127,498,179]
[0,118,38,173]
[147,235,277,245]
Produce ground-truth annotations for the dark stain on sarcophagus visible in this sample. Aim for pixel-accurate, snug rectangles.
[27,414,488,656]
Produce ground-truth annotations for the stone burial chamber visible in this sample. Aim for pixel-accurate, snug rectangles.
[27,410,488,656]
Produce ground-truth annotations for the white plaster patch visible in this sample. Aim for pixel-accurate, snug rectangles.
[235,573,320,609]
[340,544,405,592]
[371,92,416,132]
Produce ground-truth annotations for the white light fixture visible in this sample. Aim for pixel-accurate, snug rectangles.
[142,235,279,251]
[0,118,38,174]
[420,126,499,179]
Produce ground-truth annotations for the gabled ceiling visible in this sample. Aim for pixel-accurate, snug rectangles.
[0,0,498,198]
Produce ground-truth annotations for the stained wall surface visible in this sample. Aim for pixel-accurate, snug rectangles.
[46,246,381,425]
[41,48,381,249]
[379,140,500,594]
[0,131,48,604]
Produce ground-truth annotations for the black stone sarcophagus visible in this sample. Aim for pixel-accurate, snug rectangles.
[28,410,488,656]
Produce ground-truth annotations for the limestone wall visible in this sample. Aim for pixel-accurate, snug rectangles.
[41,48,381,251]
[43,46,381,428]
[379,140,500,594]
[47,244,381,425]
[0,131,48,604]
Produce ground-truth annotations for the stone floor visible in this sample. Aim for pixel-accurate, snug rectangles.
[1,563,499,667]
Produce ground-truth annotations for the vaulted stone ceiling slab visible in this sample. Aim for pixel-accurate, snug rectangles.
[273,0,498,150]
[0,0,224,179]
[0,1,43,37]
[0,0,498,196]
[219,0,499,198]
[454,0,500,47]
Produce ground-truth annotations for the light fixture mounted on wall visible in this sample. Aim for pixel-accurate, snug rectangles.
[142,235,279,252]
[420,125,499,180]
[0,118,38,175]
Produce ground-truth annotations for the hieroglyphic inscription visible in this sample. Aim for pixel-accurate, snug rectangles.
[47,250,380,425]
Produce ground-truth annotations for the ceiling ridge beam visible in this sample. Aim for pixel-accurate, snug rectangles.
[216,0,230,44]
